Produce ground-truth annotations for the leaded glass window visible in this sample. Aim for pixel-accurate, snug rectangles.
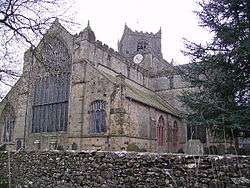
[32,74,69,133]
[89,100,107,133]
[31,37,70,133]
[2,104,15,142]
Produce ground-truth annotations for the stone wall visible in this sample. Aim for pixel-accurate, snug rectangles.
[118,25,162,58]
[0,78,29,150]
[0,151,249,188]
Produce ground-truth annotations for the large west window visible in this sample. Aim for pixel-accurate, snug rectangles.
[31,37,70,133]
[89,100,107,133]
[32,75,69,133]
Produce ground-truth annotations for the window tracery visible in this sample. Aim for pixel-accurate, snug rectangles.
[89,100,107,133]
[31,37,70,133]
[42,37,70,71]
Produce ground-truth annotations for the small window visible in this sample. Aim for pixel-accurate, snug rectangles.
[157,116,165,146]
[137,41,148,51]
[89,100,107,133]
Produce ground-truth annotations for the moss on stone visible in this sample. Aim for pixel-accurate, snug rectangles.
[126,143,140,152]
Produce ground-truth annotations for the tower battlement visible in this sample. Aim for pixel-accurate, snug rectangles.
[118,24,162,58]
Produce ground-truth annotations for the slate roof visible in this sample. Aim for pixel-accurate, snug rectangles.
[125,83,180,116]
[97,67,181,117]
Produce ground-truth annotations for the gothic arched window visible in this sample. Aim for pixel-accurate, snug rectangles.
[173,121,178,147]
[32,75,70,133]
[31,37,70,133]
[89,100,107,134]
[157,116,165,146]
[1,104,15,142]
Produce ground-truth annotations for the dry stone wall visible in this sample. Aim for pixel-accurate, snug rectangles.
[0,151,249,188]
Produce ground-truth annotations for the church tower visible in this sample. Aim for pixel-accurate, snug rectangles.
[118,24,162,59]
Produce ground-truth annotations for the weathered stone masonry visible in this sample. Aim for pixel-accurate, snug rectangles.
[0,151,250,188]
[0,20,187,153]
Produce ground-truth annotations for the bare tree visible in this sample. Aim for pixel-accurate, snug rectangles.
[0,0,75,98]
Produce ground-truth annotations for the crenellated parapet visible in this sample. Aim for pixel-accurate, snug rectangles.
[74,29,150,76]
[124,24,161,38]
[119,24,162,58]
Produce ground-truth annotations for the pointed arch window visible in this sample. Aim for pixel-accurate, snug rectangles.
[1,104,15,142]
[89,100,107,133]
[32,75,69,133]
[31,37,70,133]
[173,121,178,147]
[157,116,165,146]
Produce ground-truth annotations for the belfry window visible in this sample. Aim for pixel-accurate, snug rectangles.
[89,100,107,133]
[137,41,148,51]
[1,104,15,142]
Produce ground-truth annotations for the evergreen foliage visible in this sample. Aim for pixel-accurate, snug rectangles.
[180,0,250,131]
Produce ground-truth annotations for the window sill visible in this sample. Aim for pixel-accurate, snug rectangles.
[30,131,67,136]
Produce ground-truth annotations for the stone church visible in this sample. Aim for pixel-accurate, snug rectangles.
[0,20,190,152]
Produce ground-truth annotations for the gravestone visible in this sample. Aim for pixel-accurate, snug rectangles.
[185,139,204,155]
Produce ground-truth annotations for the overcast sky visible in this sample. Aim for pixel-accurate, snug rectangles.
[73,0,211,65]
[1,0,212,98]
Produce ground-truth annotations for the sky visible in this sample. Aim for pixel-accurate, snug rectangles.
[1,0,212,98]
[72,0,212,65]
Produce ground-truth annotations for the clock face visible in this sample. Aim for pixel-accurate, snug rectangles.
[133,54,143,64]
[42,38,70,70]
